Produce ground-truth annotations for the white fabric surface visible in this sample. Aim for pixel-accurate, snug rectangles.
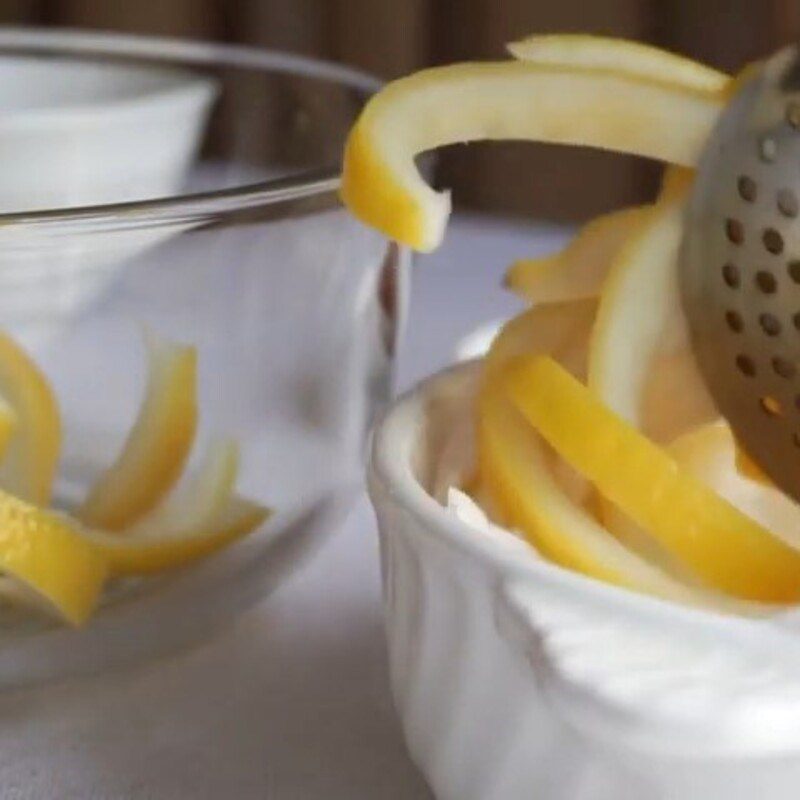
[0,214,567,799]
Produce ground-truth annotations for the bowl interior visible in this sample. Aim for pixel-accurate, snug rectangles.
[0,29,403,685]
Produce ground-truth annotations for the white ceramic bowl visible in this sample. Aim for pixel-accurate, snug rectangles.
[0,53,216,212]
[0,42,218,348]
[370,362,800,800]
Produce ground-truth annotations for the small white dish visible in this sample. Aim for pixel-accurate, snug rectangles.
[369,362,800,800]
[0,54,217,212]
[0,52,218,347]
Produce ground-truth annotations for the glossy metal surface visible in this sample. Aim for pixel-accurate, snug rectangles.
[681,46,800,501]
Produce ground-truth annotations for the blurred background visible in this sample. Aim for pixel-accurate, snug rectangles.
[4,0,799,222]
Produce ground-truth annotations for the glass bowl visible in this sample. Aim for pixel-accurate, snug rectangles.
[0,27,406,686]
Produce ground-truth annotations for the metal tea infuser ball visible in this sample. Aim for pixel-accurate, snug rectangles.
[681,45,800,502]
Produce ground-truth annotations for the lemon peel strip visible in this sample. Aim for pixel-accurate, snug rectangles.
[478,305,762,612]
[508,34,729,93]
[93,436,269,575]
[0,491,107,625]
[507,356,800,603]
[341,62,725,250]
[505,205,650,304]
[588,172,713,431]
[124,437,239,536]
[92,495,270,576]
[0,332,61,505]
[77,329,198,531]
[479,383,717,606]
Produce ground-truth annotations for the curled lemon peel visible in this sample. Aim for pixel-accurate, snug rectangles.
[588,169,714,433]
[506,356,800,604]
[0,491,108,625]
[0,332,61,506]
[0,328,269,625]
[89,497,270,577]
[339,33,799,608]
[505,205,650,305]
[478,384,707,604]
[125,437,240,535]
[478,309,702,605]
[77,329,198,531]
[105,438,270,575]
[477,307,765,614]
[507,34,729,93]
[341,60,725,251]
[0,405,17,473]
[670,422,800,552]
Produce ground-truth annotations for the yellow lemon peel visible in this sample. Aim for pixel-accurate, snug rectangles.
[90,497,269,577]
[104,438,270,575]
[0,491,107,625]
[341,61,725,250]
[0,332,61,505]
[78,329,198,531]
[505,205,650,305]
[0,326,272,625]
[478,308,762,613]
[506,356,800,603]
[508,34,729,93]
[338,31,795,609]
[588,171,714,436]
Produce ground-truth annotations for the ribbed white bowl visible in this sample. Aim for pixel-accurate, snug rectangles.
[369,363,800,800]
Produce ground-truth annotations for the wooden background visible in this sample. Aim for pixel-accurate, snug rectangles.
[4,0,800,222]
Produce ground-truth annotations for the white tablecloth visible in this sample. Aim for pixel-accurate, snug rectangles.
[0,214,568,799]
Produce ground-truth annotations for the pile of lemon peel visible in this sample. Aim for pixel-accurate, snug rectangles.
[340,34,800,610]
[0,329,269,626]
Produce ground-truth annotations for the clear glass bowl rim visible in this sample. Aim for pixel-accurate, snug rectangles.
[0,26,381,230]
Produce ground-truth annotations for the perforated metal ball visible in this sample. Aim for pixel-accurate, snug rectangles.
[681,46,800,501]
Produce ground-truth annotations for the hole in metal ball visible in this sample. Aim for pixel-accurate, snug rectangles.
[755,270,777,293]
[778,188,799,218]
[761,395,783,416]
[738,175,757,202]
[726,218,745,244]
[787,102,800,129]
[760,312,781,336]
[763,228,784,254]
[760,137,777,162]
[722,263,740,288]
[725,310,744,332]
[773,356,796,379]
[736,354,756,376]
